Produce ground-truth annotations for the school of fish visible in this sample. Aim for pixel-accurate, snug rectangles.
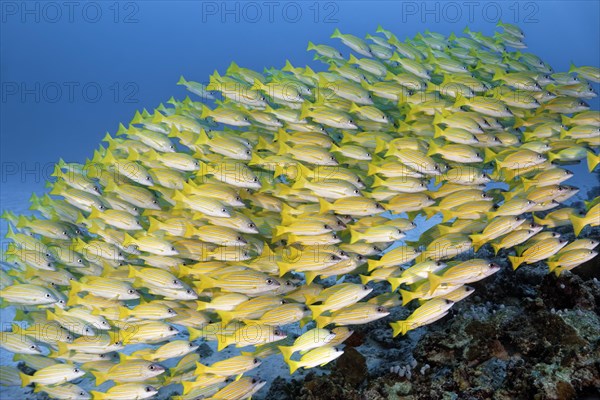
[1,22,599,400]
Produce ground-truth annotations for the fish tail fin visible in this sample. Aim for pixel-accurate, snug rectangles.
[587,151,599,172]
[307,41,316,51]
[278,345,294,362]
[56,341,69,356]
[387,277,402,292]
[569,214,588,236]
[390,321,409,337]
[216,333,233,352]
[318,198,334,214]
[147,216,161,234]
[469,234,485,252]
[19,372,32,387]
[568,62,577,74]
[194,361,208,375]
[91,391,107,400]
[367,162,380,176]
[553,266,566,277]
[399,288,417,305]
[359,274,371,285]
[367,259,380,272]
[508,255,525,270]
[547,260,559,272]
[288,359,301,374]
[91,370,109,386]
[304,271,318,285]
[200,104,212,119]
[427,272,442,294]
[122,232,136,248]
[308,304,325,319]
[314,315,331,329]
[331,28,342,39]
[491,242,502,255]
[349,228,362,244]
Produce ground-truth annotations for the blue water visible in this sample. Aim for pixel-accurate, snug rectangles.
[1,2,599,398]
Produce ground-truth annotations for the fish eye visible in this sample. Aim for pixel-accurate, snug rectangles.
[377,306,385,312]
[99,205,105,210]
[30,345,36,350]
[80,392,86,396]
[84,327,91,333]
[245,150,251,155]
[146,387,153,392]
[332,234,338,240]
[249,223,256,229]
[348,119,354,124]
[127,289,135,294]
[149,364,156,371]
[362,284,369,291]
[152,200,158,204]
[251,377,258,384]
[168,326,175,332]
[266,278,274,285]
[167,308,175,314]
[169,145,175,149]
[253,358,260,364]
[133,207,138,211]
[353,189,360,194]
[253,177,258,182]
[74,368,80,373]
[172,279,179,285]
[45,293,51,298]
[115,341,122,346]
[244,117,249,121]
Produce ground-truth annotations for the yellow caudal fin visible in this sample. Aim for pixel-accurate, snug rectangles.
[187,326,203,342]
[469,234,486,252]
[508,255,525,270]
[569,213,588,236]
[427,272,442,294]
[314,315,332,329]
[278,345,295,362]
[19,372,32,387]
[304,271,319,286]
[546,260,559,272]
[194,361,208,375]
[359,274,372,285]
[56,341,69,356]
[399,288,418,305]
[308,304,326,319]
[216,333,234,352]
[387,277,402,292]
[367,259,380,272]
[91,370,109,386]
[587,151,599,172]
[216,309,235,326]
[390,321,409,337]
[349,228,362,244]
[553,266,566,277]
[90,391,108,400]
[318,198,334,214]
[287,358,301,374]
[491,242,502,255]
